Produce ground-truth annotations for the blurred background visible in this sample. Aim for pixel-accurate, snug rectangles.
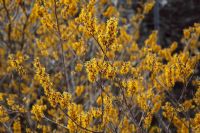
[115,0,200,48]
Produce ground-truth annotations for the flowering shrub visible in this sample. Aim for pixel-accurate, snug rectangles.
[0,0,200,132]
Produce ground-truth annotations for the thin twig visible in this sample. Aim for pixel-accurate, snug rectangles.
[53,0,70,92]
[43,115,69,130]
[60,108,103,133]
[2,0,12,51]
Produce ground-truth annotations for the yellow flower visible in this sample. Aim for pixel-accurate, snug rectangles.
[13,117,21,133]
[0,105,9,123]
[103,6,118,17]
[98,17,118,52]
[143,112,152,129]
[144,1,155,14]
[75,85,85,96]
[192,113,200,132]
[75,63,83,72]
[59,92,72,109]
[183,29,191,39]
[149,126,161,133]
[31,104,47,121]
[120,62,131,75]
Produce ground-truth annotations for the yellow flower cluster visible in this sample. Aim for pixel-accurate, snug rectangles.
[75,85,85,97]
[60,0,79,19]
[34,57,72,108]
[76,0,97,36]
[72,41,86,56]
[0,105,9,123]
[85,58,116,82]
[192,113,200,132]
[160,52,198,89]
[31,104,47,121]
[119,116,136,133]
[7,52,29,76]
[36,39,49,56]
[98,17,118,53]
[0,0,200,132]
[75,62,83,72]
[143,1,155,14]
[13,117,21,133]
[162,102,189,133]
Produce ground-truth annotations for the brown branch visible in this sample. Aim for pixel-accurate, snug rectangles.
[120,85,143,132]
[53,0,70,92]
[2,0,12,49]
[155,78,190,129]
[19,4,31,51]
[43,115,69,131]
[90,34,110,61]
